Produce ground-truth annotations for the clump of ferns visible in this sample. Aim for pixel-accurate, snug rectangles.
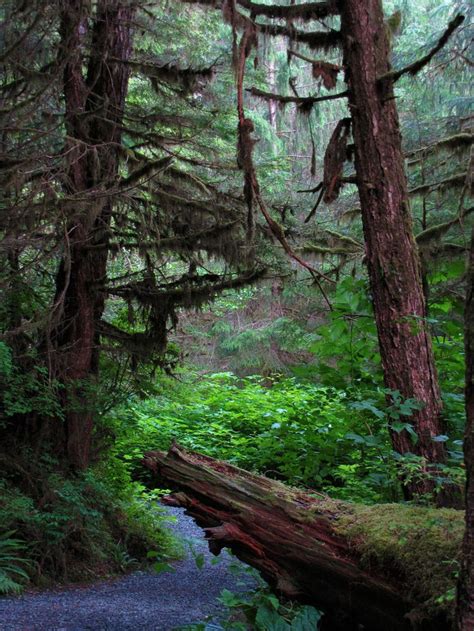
[0,531,33,595]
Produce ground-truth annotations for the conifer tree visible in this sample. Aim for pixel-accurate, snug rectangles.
[0,0,262,468]
[184,0,466,503]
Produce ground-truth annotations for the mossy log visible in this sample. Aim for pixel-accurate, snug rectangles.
[143,444,463,631]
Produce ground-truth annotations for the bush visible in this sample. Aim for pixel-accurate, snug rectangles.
[0,449,174,592]
[113,373,403,503]
[114,371,465,504]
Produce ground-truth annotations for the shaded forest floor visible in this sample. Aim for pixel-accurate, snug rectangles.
[0,507,255,630]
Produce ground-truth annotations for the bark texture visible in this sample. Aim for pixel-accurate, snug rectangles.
[144,444,452,631]
[51,0,135,469]
[338,0,448,498]
[456,226,474,629]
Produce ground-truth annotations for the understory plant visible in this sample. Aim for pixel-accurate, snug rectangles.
[0,531,32,595]
[0,449,174,592]
[113,371,465,504]
[179,565,322,631]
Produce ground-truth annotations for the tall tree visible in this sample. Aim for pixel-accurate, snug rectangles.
[337,1,450,498]
[0,0,261,470]
[185,0,465,501]
[51,0,136,469]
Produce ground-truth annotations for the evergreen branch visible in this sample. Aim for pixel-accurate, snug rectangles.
[180,0,337,19]
[119,156,173,188]
[257,22,341,49]
[302,244,360,256]
[238,1,337,20]
[248,86,348,106]
[112,57,217,91]
[406,133,473,162]
[409,172,469,196]
[416,207,474,245]
[324,229,364,249]
[378,14,465,84]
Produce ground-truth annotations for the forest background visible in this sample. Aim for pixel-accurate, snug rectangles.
[0,0,472,628]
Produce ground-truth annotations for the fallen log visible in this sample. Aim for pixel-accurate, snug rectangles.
[143,444,462,631]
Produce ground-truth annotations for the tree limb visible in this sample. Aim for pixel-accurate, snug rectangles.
[248,86,348,106]
[378,14,465,84]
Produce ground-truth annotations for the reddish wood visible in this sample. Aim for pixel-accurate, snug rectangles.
[338,0,450,500]
[144,444,451,631]
[52,1,135,469]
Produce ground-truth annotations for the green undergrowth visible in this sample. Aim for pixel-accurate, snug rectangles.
[336,503,464,620]
[0,449,176,594]
[114,371,464,505]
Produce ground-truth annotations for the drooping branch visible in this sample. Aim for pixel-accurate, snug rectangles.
[238,0,338,20]
[406,132,473,163]
[180,0,338,20]
[114,57,217,93]
[257,22,341,50]
[416,206,474,246]
[248,86,348,109]
[377,14,465,84]
[409,172,469,197]
[109,267,267,308]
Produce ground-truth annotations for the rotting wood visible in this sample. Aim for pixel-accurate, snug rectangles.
[143,443,455,631]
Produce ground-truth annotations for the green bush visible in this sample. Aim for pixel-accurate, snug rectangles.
[113,373,398,503]
[0,450,174,591]
[114,370,465,504]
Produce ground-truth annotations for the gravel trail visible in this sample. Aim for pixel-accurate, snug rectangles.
[0,507,256,631]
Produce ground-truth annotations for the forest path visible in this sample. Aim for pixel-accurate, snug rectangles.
[0,507,256,630]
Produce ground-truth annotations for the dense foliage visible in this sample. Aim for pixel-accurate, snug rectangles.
[0,2,472,625]
[114,368,464,505]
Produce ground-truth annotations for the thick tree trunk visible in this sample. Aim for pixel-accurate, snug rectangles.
[144,444,453,631]
[338,0,448,500]
[456,226,474,629]
[51,1,135,469]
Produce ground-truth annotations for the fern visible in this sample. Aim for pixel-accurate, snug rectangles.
[0,531,32,595]
[0,573,24,595]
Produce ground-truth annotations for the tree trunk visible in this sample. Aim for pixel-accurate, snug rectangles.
[144,444,455,631]
[456,226,474,628]
[338,0,448,500]
[51,1,135,469]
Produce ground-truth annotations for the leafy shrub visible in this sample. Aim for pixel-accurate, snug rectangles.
[218,584,322,630]
[114,373,398,503]
[0,450,173,589]
[180,566,322,630]
[114,369,465,504]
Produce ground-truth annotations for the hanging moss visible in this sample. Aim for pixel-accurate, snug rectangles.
[241,0,338,21]
[407,133,473,164]
[258,22,341,52]
[409,172,469,196]
[323,118,352,203]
